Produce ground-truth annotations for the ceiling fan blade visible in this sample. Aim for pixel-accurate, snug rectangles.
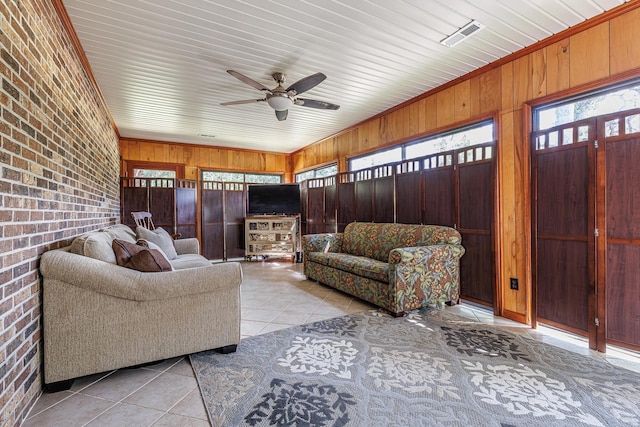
[286,72,326,95]
[227,70,271,92]
[275,109,288,121]
[220,99,265,106]
[295,98,340,110]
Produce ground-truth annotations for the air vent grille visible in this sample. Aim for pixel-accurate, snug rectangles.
[441,20,484,47]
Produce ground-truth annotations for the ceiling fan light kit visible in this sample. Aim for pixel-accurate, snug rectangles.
[222,70,340,121]
[266,93,293,111]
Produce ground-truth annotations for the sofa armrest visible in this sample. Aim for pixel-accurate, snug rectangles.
[388,245,466,307]
[302,233,343,254]
[40,249,242,301]
[174,237,200,255]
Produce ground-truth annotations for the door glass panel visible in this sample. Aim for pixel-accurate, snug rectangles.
[536,135,546,150]
[578,126,590,142]
[625,114,640,134]
[563,128,573,145]
[605,119,619,137]
[549,131,559,148]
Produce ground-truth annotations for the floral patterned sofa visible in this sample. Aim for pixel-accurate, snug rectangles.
[302,222,465,316]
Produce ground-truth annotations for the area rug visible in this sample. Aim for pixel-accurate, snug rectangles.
[190,308,640,426]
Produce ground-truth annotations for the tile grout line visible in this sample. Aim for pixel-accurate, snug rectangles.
[78,357,185,427]
[24,370,117,420]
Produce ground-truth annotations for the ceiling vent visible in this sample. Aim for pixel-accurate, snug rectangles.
[440,20,484,47]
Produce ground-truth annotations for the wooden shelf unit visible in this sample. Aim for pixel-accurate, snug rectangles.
[245,216,299,261]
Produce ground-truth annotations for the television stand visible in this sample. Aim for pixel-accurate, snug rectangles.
[245,215,299,262]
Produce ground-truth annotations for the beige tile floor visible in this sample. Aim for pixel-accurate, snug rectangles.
[23,259,640,426]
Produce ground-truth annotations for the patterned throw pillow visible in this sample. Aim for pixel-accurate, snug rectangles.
[112,239,173,272]
[135,226,178,260]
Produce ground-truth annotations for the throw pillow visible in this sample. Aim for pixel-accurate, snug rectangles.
[112,239,173,272]
[135,227,178,260]
[136,238,172,260]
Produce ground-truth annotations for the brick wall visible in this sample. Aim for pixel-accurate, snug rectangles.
[0,0,120,425]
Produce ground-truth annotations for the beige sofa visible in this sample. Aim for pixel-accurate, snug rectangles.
[39,224,243,390]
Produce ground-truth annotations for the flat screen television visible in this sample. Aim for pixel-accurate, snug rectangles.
[247,184,301,216]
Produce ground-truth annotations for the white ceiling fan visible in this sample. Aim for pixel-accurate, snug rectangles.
[221,70,340,121]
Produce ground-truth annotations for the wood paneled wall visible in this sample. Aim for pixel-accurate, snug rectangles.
[291,4,640,324]
[119,138,292,182]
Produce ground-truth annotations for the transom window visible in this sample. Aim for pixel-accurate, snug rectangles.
[536,81,640,130]
[349,121,494,172]
[133,169,176,179]
[202,170,281,183]
[296,163,338,182]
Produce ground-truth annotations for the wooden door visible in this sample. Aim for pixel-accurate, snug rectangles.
[306,179,325,234]
[373,166,395,223]
[355,170,373,222]
[457,143,496,306]
[324,177,337,233]
[336,173,355,232]
[121,178,149,228]
[176,180,197,238]
[532,119,596,340]
[201,182,224,260]
[299,180,308,235]
[395,160,422,225]
[149,179,175,232]
[422,152,455,227]
[599,109,640,352]
[224,183,245,259]
[533,109,640,352]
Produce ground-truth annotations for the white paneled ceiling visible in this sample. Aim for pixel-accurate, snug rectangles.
[62,0,628,153]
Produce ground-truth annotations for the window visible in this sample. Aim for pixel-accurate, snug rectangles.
[405,123,493,159]
[349,147,402,171]
[348,121,494,172]
[133,169,176,179]
[536,81,640,130]
[201,170,281,183]
[295,164,338,182]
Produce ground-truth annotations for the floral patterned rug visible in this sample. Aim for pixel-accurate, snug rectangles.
[190,308,640,426]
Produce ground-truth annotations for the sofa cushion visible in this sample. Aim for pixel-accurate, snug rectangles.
[112,239,173,272]
[342,222,462,261]
[169,253,211,270]
[136,227,178,260]
[307,252,389,283]
[69,231,117,264]
[104,224,137,243]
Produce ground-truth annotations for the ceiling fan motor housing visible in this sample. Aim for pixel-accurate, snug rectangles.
[272,72,286,84]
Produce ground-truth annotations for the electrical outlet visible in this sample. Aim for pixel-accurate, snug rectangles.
[510,278,519,290]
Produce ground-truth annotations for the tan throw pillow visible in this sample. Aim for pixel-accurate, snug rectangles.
[112,239,173,272]
[135,227,178,260]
